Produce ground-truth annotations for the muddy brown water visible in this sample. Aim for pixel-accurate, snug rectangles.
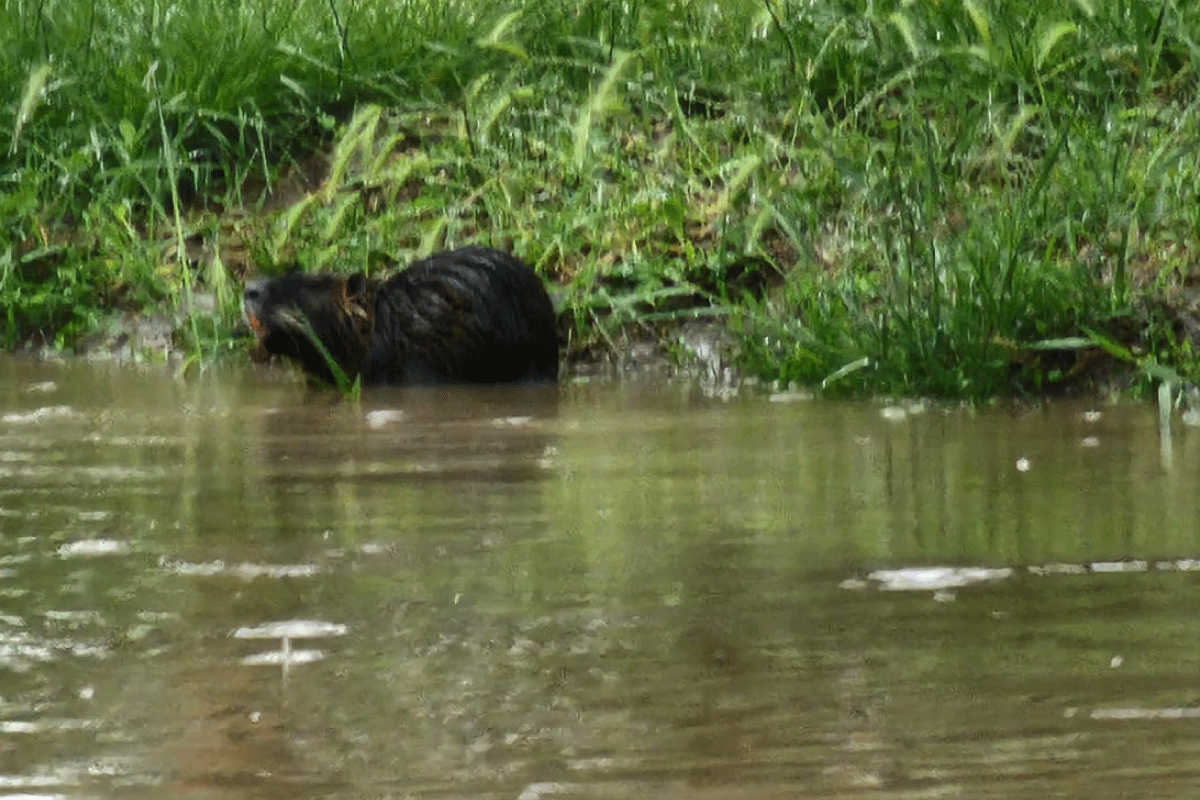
[3,355,1200,799]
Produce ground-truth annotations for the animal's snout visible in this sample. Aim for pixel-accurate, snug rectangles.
[243,278,270,336]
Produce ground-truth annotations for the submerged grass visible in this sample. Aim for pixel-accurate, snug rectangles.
[2,0,1199,398]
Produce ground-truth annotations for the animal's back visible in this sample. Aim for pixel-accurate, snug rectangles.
[364,247,559,385]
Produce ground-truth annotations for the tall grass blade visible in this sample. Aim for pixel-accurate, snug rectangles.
[573,49,634,172]
[291,312,358,397]
[478,11,529,63]
[11,63,52,155]
[1035,22,1079,70]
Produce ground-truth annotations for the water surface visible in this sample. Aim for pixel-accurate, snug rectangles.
[2,356,1200,799]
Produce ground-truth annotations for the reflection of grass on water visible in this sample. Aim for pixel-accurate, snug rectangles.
[4,1,1200,399]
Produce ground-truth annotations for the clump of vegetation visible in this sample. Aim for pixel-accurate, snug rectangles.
[2,0,1198,399]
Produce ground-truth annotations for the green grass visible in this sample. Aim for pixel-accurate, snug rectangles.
[2,0,1198,398]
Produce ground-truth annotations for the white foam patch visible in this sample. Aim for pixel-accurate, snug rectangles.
[0,718,100,733]
[160,559,320,579]
[848,558,1200,590]
[492,416,533,427]
[768,391,813,403]
[1081,706,1200,721]
[1090,560,1148,573]
[1,406,76,424]
[519,782,572,800]
[234,620,348,639]
[241,649,325,666]
[57,540,130,557]
[365,409,407,428]
[857,566,1014,591]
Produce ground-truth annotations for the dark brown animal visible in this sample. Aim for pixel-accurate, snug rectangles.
[243,247,559,387]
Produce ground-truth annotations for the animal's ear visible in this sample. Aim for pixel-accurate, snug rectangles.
[345,273,368,300]
[343,274,371,321]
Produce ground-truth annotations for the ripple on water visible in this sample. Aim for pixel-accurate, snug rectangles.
[0,631,109,670]
[1,405,77,424]
[234,620,349,639]
[5,365,1200,798]
[158,558,322,579]
[0,464,167,484]
[235,620,349,671]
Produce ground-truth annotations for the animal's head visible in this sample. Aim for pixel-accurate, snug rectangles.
[243,271,374,387]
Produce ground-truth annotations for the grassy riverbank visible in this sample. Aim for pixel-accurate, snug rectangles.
[3,0,1198,398]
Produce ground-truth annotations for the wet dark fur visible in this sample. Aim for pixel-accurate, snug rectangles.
[243,247,559,387]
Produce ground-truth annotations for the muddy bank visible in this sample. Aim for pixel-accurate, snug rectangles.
[14,301,1169,402]
[10,268,1187,402]
[31,300,744,394]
